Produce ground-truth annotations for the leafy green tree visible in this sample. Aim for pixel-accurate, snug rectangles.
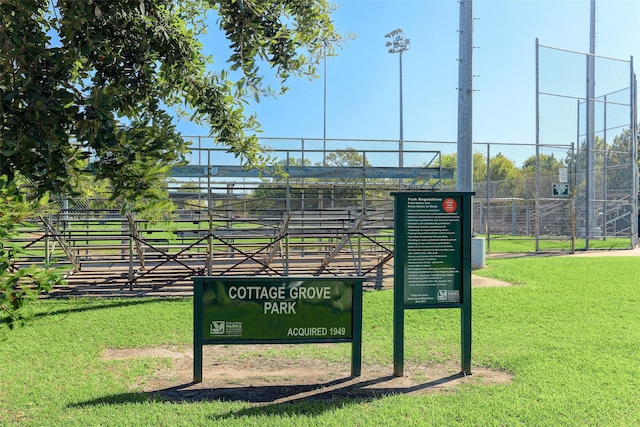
[427,152,508,187]
[565,132,636,198]
[430,152,457,188]
[250,148,376,213]
[322,148,372,168]
[521,153,566,178]
[0,176,65,331]
[487,153,522,181]
[605,128,638,192]
[320,148,376,207]
[1,1,343,329]
[482,153,523,196]
[0,0,343,205]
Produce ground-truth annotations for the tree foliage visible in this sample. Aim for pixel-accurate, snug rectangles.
[434,152,520,186]
[250,148,374,213]
[0,0,343,204]
[0,176,65,331]
[521,153,566,178]
[603,129,638,192]
[324,148,372,167]
[565,131,638,196]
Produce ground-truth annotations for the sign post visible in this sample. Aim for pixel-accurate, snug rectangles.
[392,192,473,376]
[193,276,363,382]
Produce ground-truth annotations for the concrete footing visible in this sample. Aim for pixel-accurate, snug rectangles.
[472,237,486,270]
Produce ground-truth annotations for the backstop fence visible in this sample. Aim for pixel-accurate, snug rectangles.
[536,40,638,251]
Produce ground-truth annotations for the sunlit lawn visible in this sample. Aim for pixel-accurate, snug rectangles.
[483,234,631,253]
[1,256,640,426]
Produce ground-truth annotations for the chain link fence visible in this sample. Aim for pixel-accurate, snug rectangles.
[16,131,637,281]
[536,41,638,251]
[180,135,638,254]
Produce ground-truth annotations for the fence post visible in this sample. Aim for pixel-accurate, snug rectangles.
[535,38,540,251]
[512,199,516,236]
[486,143,490,252]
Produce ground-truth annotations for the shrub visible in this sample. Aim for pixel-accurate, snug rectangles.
[0,176,65,330]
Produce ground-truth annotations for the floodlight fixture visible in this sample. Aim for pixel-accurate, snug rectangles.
[385,28,404,38]
[385,28,410,54]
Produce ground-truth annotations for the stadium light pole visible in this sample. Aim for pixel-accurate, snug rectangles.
[385,28,410,168]
[323,45,327,166]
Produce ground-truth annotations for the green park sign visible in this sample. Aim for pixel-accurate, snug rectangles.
[392,192,473,376]
[192,276,363,382]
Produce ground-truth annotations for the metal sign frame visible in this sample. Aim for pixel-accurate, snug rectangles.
[192,276,364,382]
[392,191,473,376]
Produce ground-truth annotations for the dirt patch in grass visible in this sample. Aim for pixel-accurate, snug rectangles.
[471,274,516,288]
[102,345,512,403]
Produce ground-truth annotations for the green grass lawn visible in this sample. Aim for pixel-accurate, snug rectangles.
[483,234,632,253]
[2,256,640,426]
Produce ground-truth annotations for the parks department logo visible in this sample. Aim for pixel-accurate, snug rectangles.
[210,321,225,335]
[437,290,460,303]
[209,320,243,337]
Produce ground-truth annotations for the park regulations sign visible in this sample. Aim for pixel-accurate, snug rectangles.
[393,193,470,307]
[392,191,473,377]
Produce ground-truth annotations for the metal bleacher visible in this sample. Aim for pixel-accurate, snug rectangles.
[11,145,452,297]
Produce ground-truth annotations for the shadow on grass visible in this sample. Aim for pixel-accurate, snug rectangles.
[0,298,187,334]
[67,372,466,417]
[34,297,186,319]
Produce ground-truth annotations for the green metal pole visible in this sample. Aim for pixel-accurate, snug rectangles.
[461,193,472,374]
[193,279,203,383]
[461,299,472,374]
[393,194,405,377]
[393,286,405,377]
[351,279,363,377]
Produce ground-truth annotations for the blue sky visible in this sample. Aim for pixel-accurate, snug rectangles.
[179,0,640,165]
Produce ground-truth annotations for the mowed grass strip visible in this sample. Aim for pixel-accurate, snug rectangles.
[1,256,640,426]
[482,235,631,253]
